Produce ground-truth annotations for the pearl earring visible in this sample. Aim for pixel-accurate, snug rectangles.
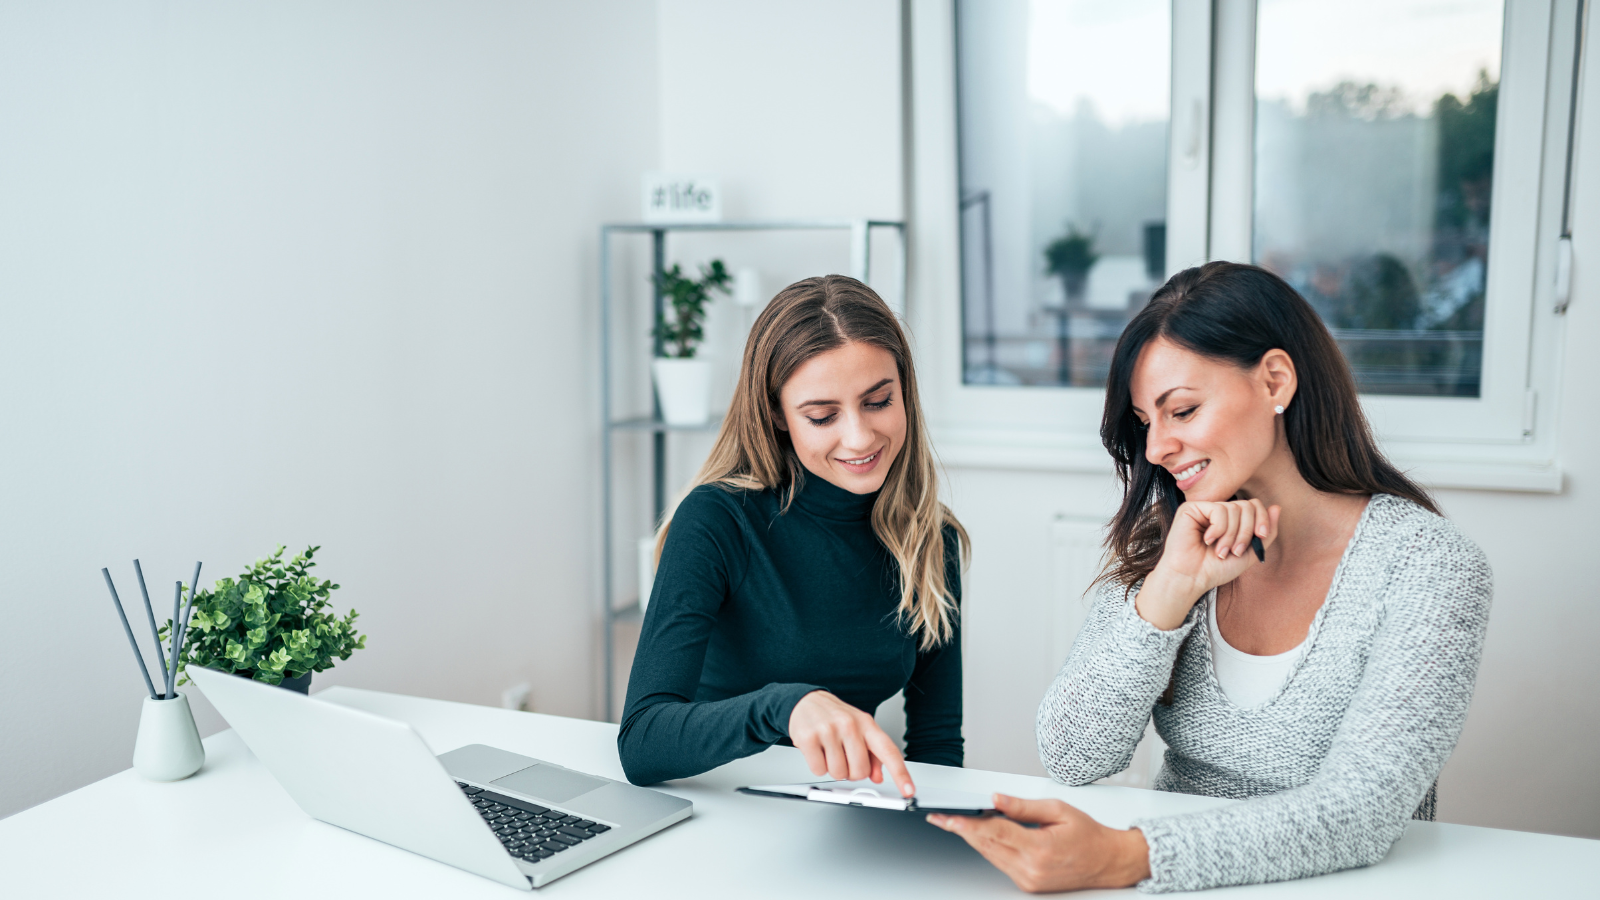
[1274,405,1285,415]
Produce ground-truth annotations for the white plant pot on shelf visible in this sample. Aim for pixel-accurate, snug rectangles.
[652,357,712,426]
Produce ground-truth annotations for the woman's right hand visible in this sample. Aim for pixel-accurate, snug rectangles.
[1137,498,1280,630]
[788,690,915,798]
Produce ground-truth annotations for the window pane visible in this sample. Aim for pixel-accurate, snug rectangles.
[1254,0,1503,397]
[956,0,1170,387]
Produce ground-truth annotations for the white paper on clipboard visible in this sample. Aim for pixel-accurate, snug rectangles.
[738,780,996,815]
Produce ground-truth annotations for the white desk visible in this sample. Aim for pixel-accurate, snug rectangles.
[2,687,1594,898]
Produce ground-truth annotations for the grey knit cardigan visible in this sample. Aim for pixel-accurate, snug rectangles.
[1036,495,1492,893]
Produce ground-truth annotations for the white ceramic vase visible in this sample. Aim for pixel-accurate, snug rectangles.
[132,691,205,782]
[652,357,712,426]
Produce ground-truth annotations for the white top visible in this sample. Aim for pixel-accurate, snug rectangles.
[3,686,1596,899]
[1206,590,1307,709]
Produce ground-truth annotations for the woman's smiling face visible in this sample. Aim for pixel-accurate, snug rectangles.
[1129,337,1293,502]
[776,341,906,494]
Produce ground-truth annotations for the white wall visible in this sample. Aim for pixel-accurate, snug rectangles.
[627,0,906,550]
[0,0,658,819]
[658,0,903,222]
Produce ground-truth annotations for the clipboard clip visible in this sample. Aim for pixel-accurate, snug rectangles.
[805,786,914,811]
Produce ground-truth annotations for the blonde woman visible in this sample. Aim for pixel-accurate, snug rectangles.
[618,275,968,796]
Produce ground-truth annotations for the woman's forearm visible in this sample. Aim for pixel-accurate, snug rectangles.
[617,682,820,784]
[1131,567,1206,631]
[1037,587,1197,784]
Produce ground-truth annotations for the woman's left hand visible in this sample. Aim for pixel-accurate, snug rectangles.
[788,689,915,797]
[927,794,1151,893]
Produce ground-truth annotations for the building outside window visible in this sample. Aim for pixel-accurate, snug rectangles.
[957,0,1171,388]
[1253,0,1503,398]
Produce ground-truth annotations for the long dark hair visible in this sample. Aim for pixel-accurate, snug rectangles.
[1100,262,1437,591]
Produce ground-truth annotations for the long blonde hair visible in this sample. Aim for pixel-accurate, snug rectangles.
[656,275,968,649]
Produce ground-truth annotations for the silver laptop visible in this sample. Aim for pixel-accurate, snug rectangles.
[188,666,692,889]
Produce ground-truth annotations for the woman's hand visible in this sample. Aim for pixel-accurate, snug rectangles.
[788,690,915,798]
[927,794,1150,893]
[1138,498,1280,630]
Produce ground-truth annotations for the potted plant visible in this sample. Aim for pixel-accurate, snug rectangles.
[1042,226,1099,386]
[176,545,365,694]
[1044,225,1099,308]
[652,259,732,426]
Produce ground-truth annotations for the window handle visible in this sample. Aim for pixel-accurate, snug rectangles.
[1183,99,1205,168]
[1554,236,1573,314]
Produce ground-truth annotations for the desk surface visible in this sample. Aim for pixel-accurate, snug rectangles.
[2,687,1594,898]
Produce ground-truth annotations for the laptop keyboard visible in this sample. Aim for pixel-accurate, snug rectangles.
[457,781,612,864]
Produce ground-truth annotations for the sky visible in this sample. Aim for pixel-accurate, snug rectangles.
[1027,0,1170,125]
[1026,0,1503,125]
[1256,0,1502,111]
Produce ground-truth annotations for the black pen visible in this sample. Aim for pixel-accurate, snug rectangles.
[1250,535,1266,562]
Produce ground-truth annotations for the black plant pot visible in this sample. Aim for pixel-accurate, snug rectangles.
[278,672,313,694]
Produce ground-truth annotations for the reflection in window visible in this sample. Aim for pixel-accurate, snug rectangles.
[957,0,1170,387]
[1254,0,1503,397]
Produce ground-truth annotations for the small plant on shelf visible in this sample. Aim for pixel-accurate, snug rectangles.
[1044,225,1099,305]
[653,259,732,359]
[176,545,365,687]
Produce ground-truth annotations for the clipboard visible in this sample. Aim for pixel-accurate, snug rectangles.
[737,779,998,816]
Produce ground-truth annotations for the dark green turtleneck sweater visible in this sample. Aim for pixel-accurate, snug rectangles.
[617,474,963,785]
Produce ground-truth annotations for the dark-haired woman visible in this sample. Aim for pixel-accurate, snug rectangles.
[929,262,1491,893]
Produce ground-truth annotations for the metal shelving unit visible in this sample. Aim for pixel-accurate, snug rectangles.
[598,219,905,722]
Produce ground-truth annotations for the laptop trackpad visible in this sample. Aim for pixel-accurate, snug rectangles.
[493,764,608,804]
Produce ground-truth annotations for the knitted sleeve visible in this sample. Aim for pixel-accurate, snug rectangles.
[1130,521,1493,893]
[1036,581,1200,784]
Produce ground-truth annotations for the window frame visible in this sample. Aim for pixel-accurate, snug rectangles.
[907,0,1582,492]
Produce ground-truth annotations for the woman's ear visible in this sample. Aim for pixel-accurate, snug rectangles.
[770,404,789,432]
[1260,348,1297,410]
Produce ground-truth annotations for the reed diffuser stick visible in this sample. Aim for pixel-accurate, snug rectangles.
[132,560,169,687]
[166,582,182,698]
[103,569,158,699]
[169,562,202,695]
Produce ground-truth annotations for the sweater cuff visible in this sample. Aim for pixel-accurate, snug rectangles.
[1128,817,1188,893]
[753,683,826,743]
[1111,584,1201,654]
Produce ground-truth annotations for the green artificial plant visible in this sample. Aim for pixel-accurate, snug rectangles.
[176,545,365,686]
[653,259,732,358]
[1044,225,1100,286]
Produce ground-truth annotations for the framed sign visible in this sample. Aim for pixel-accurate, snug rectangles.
[641,173,721,223]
